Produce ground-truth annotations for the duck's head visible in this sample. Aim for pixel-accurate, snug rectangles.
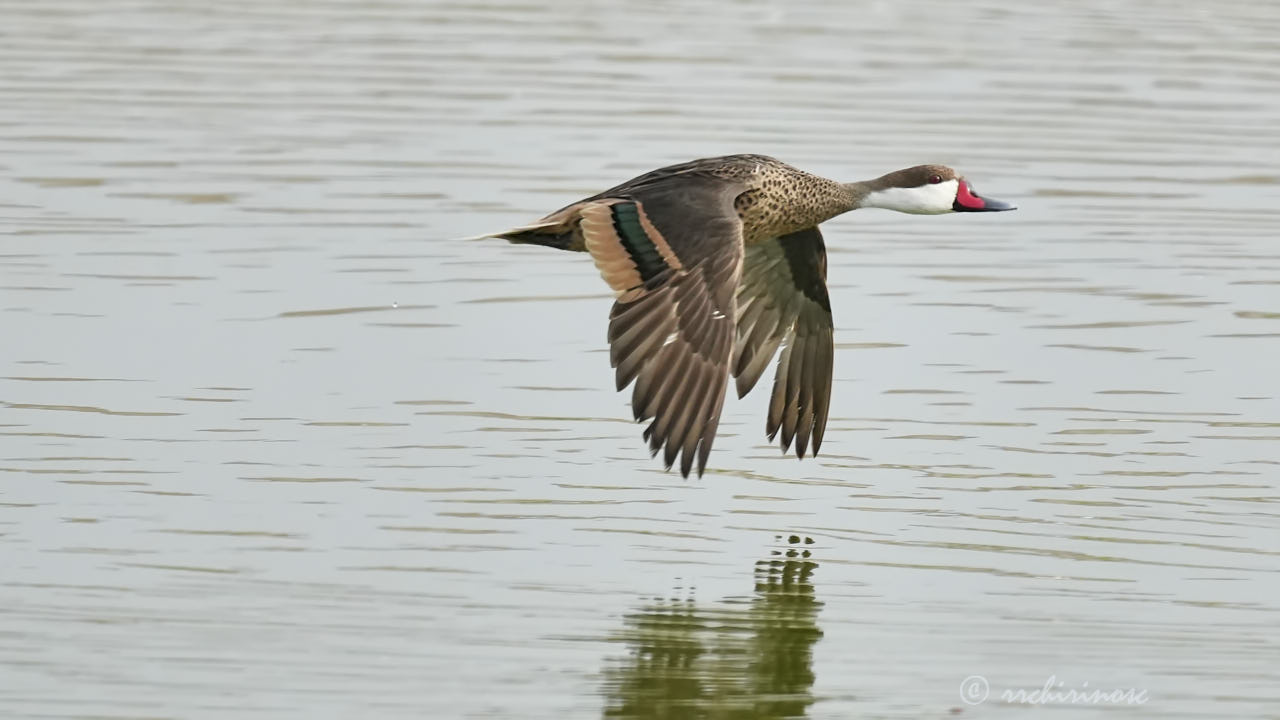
[859,165,1016,215]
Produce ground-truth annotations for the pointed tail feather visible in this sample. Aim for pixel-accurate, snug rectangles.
[458,231,501,242]
[460,220,578,251]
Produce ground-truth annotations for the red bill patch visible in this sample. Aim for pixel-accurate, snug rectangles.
[955,180,987,210]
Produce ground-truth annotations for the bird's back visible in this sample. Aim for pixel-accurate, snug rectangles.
[585,154,850,245]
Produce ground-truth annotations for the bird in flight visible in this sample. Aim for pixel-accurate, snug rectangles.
[480,154,1015,477]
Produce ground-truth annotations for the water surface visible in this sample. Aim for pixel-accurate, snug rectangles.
[2,0,1278,718]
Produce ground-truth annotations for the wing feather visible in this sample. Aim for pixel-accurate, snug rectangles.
[734,227,834,459]
[578,181,746,477]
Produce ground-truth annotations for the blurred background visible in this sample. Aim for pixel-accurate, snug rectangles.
[2,0,1278,718]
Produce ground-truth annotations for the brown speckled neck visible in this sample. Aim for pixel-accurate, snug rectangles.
[732,160,872,244]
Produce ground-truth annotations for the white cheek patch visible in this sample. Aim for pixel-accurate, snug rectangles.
[861,179,958,215]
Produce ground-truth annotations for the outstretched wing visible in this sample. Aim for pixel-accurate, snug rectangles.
[578,181,745,477]
[732,227,834,458]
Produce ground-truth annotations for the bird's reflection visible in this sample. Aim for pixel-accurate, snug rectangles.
[603,536,823,719]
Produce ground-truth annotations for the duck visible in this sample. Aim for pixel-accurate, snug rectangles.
[481,154,1015,477]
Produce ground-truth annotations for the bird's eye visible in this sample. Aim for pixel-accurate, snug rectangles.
[927,174,943,185]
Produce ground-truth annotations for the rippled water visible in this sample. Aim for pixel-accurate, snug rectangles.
[2,0,1278,717]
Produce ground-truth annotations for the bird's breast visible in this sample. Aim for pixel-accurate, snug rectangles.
[734,188,814,245]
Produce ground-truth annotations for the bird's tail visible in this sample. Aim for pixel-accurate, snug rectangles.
[460,224,574,250]
[496,222,577,250]
[462,207,582,251]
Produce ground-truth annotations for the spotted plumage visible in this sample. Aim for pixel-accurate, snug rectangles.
[484,154,1015,476]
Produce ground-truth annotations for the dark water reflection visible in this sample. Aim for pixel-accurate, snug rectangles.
[605,540,822,720]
